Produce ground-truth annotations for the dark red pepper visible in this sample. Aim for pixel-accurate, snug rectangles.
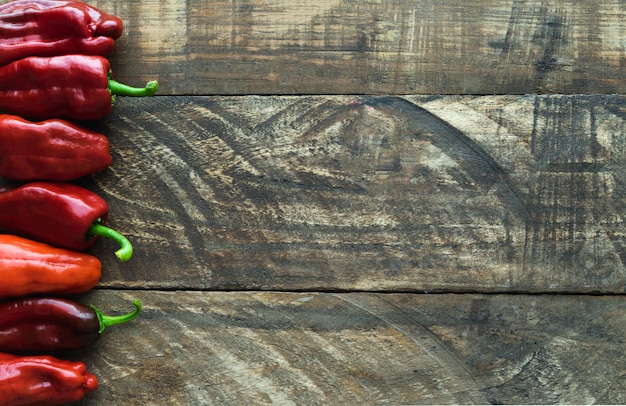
[0,181,133,261]
[0,54,158,120]
[0,352,98,405]
[0,0,123,67]
[0,297,142,352]
[0,114,111,181]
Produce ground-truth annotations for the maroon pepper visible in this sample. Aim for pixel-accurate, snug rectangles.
[0,54,158,120]
[0,0,123,67]
[0,181,133,261]
[0,114,112,181]
[0,297,142,352]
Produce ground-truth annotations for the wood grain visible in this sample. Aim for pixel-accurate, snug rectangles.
[68,290,626,405]
[1,2,625,403]
[80,0,626,95]
[81,94,626,293]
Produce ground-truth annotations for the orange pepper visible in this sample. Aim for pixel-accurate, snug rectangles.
[0,234,101,299]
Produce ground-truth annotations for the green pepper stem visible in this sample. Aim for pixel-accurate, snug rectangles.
[108,77,159,97]
[87,222,134,262]
[91,299,142,334]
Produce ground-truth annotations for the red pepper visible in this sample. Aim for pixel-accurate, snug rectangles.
[0,0,123,67]
[0,234,101,299]
[0,297,142,352]
[0,352,98,405]
[0,114,111,181]
[0,54,158,120]
[0,181,133,261]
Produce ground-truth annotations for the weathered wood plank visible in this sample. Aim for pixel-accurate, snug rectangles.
[77,94,626,293]
[69,290,626,405]
[75,0,626,95]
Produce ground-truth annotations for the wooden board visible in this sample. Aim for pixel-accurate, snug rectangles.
[82,94,626,294]
[1,1,625,404]
[84,0,626,95]
[68,290,626,405]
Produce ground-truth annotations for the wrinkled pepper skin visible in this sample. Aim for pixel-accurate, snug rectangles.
[0,0,123,67]
[0,54,158,120]
[0,54,112,120]
[0,297,142,352]
[0,181,108,250]
[0,114,112,181]
[0,352,98,405]
[0,234,101,299]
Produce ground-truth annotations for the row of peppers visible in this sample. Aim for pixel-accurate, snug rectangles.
[0,1,159,404]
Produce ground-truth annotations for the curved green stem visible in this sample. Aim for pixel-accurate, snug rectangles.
[87,221,133,262]
[108,75,158,97]
[91,299,142,334]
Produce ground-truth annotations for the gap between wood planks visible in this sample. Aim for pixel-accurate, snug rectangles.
[92,286,626,297]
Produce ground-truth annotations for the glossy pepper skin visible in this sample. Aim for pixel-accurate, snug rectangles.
[0,114,112,181]
[0,181,133,261]
[0,181,107,250]
[0,352,98,405]
[0,0,123,67]
[0,54,158,120]
[0,297,142,352]
[0,234,101,299]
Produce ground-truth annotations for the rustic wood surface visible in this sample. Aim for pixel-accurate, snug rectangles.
[77,93,626,403]
[91,0,626,95]
[69,290,626,405]
[86,94,626,294]
[4,0,626,404]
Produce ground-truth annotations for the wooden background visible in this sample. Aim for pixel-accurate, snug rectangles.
[10,0,626,404]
